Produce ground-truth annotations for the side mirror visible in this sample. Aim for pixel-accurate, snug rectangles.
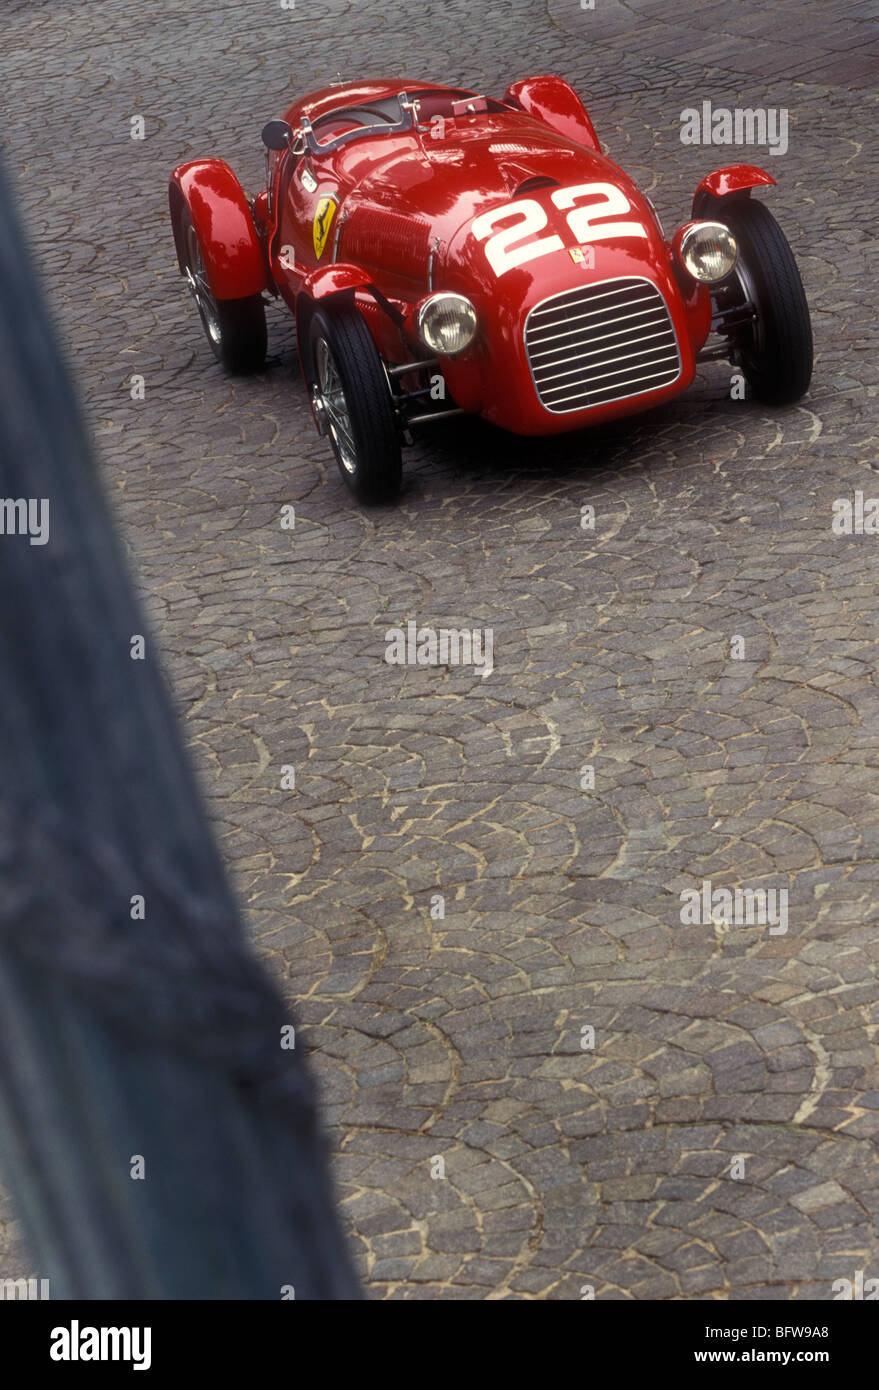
[261,120,293,152]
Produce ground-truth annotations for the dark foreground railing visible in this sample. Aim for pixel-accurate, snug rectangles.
[0,158,359,1299]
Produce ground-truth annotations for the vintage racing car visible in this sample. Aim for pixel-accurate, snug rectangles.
[169,76,813,502]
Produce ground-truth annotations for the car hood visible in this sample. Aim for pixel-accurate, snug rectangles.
[344,115,638,237]
[336,116,668,303]
[432,131,667,305]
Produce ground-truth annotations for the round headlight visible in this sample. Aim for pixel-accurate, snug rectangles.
[416,293,478,355]
[679,221,738,283]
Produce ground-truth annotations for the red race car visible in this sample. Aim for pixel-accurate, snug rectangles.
[169,75,813,502]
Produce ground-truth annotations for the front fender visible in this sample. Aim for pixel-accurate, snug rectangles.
[295,267,378,412]
[300,263,378,300]
[168,159,267,300]
[692,164,776,218]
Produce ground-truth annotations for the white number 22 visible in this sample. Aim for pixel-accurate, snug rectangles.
[472,182,647,278]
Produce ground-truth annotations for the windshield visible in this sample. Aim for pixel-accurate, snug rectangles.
[305,89,508,154]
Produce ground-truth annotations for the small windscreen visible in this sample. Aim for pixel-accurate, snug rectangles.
[312,89,507,131]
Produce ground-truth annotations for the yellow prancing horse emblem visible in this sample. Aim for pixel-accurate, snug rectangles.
[313,195,338,259]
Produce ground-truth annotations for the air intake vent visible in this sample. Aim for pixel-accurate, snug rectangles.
[525,277,681,413]
[513,175,558,197]
[339,206,431,280]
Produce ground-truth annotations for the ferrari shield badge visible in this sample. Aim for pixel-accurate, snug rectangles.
[313,195,338,259]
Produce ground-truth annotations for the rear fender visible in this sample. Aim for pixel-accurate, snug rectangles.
[503,75,600,152]
[168,159,267,300]
[692,164,776,218]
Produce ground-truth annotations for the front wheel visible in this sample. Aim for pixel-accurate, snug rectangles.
[179,207,266,374]
[307,305,402,502]
[719,199,812,405]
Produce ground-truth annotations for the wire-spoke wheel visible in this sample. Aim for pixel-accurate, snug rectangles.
[179,207,266,374]
[315,336,358,475]
[307,305,402,502]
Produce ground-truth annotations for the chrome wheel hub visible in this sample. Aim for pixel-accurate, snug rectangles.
[310,383,329,436]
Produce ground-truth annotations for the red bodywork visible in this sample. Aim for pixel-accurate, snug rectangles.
[170,76,776,437]
[169,159,268,299]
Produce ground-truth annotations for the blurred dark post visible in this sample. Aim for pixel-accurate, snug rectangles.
[0,157,358,1299]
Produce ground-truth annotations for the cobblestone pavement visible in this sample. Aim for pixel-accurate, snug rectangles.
[1,0,878,1299]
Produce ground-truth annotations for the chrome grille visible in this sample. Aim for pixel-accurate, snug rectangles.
[524,277,681,413]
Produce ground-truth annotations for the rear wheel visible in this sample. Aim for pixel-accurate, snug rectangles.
[718,199,812,405]
[179,207,266,374]
[307,305,402,502]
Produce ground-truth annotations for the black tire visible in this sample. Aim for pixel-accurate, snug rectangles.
[179,207,266,374]
[718,198,812,405]
[307,304,402,502]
